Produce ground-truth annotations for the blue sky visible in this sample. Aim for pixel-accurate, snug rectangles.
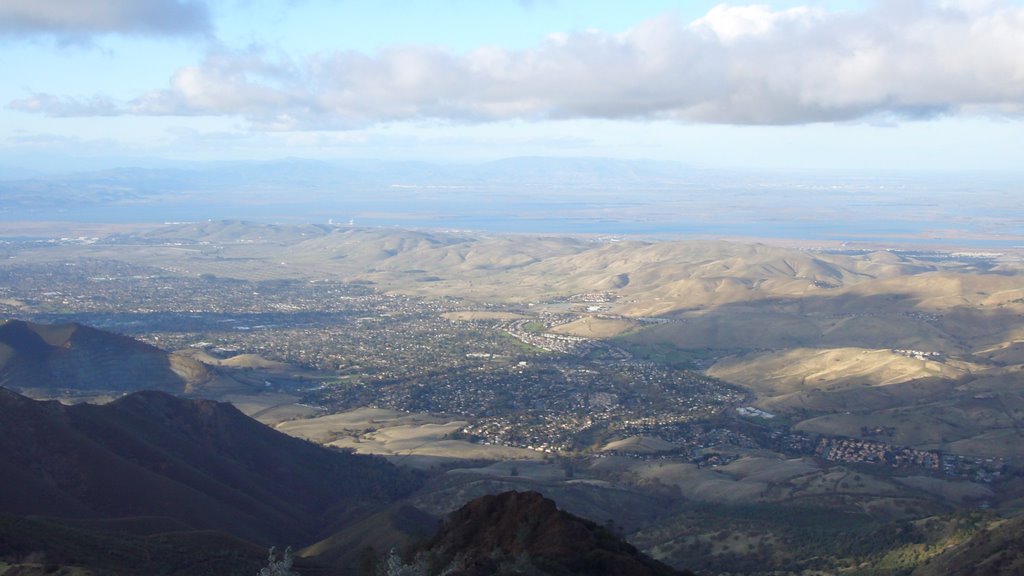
[2,0,1023,171]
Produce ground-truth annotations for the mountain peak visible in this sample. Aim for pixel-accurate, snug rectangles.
[419,490,690,576]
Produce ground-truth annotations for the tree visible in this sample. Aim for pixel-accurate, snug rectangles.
[378,548,428,576]
[258,547,301,576]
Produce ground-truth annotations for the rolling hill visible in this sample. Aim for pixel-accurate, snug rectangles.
[98,222,1023,330]
[707,347,981,399]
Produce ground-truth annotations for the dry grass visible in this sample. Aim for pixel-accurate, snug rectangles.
[708,348,981,398]
[550,316,641,338]
[276,408,544,461]
[601,436,677,454]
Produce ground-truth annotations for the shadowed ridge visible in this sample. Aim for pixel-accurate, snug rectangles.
[0,387,422,546]
[0,384,113,519]
[0,319,201,393]
[0,319,55,354]
[0,320,56,389]
[420,490,692,576]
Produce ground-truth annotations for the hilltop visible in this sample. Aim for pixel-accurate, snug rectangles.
[404,491,691,576]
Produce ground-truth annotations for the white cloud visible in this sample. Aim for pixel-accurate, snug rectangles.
[9,1,1024,126]
[691,4,825,44]
[8,92,123,116]
[131,49,302,118]
[0,0,210,39]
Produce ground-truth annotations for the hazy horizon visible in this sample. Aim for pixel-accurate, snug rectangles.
[0,156,1019,251]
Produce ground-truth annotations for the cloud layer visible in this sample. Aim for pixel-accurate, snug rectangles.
[0,0,209,39]
[9,1,1024,127]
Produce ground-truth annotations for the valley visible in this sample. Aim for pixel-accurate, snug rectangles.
[1,220,1023,575]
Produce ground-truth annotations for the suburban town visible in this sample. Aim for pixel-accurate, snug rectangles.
[0,246,1012,484]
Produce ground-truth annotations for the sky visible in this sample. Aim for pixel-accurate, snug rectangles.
[1,0,1023,172]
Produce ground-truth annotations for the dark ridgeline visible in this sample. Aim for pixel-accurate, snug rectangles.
[0,387,420,570]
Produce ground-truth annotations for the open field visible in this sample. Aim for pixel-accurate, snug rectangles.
[276,409,544,465]
[550,316,641,338]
